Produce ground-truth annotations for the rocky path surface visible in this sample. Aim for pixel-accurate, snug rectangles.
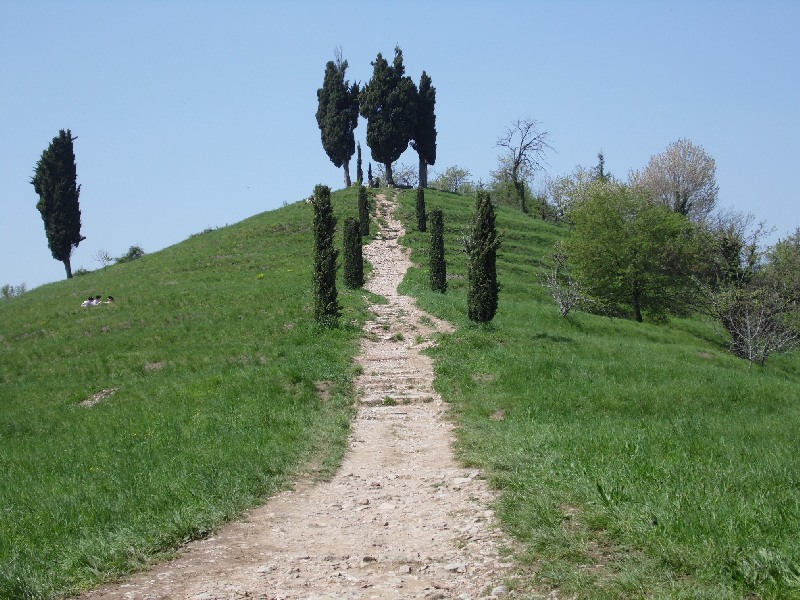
[81,193,515,600]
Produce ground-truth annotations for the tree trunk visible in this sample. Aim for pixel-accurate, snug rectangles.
[63,257,73,279]
[633,291,643,322]
[343,159,352,187]
[418,155,428,188]
[384,162,394,187]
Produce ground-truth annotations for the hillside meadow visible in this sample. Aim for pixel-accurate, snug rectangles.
[396,188,800,599]
[0,187,372,598]
[1,185,798,599]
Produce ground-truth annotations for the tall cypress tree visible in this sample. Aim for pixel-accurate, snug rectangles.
[416,187,427,232]
[358,185,370,237]
[356,142,364,186]
[429,208,447,293]
[359,46,418,187]
[31,129,85,279]
[467,191,501,323]
[316,54,360,187]
[343,217,364,289]
[411,71,437,188]
[312,185,340,327]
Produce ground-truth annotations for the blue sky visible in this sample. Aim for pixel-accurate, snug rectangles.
[2,1,799,290]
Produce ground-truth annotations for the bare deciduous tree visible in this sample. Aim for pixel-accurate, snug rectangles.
[630,138,718,221]
[540,245,588,317]
[493,118,552,213]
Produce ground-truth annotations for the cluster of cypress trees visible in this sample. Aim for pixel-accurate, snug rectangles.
[317,47,436,190]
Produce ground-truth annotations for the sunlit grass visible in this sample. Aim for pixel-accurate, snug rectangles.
[397,188,800,599]
[0,188,376,599]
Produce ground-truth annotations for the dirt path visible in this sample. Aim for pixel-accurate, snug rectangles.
[82,193,514,600]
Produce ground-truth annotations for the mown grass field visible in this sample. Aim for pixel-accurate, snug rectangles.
[396,188,800,599]
[0,187,373,599]
[2,185,799,599]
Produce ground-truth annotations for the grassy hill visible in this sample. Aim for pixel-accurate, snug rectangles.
[1,186,799,599]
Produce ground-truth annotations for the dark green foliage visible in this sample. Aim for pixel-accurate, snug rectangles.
[567,184,700,322]
[312,185,340,326]
[116,245,145,264]
[358,185,370,237]
[316,57,360,187]
[343,217,364,289]
[411,71,437,188]
[356,142,363,186]
[359,47,418,187]
[429,208,447,293]
[416,187,427,232]
[467,191,501,322]
[31,129,85,279]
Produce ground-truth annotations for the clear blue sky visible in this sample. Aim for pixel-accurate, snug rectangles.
[2,1,798,290]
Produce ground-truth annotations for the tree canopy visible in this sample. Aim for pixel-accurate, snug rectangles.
[31,129,85,279]
[316,52,360,187]
[411,71,436,188]
[359,47,418,187]
[567,183,700,322]
[631,138,718,221]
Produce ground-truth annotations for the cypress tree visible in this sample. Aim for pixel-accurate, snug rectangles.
[316,54,360,187]
[359,47,418,187]
[312,185,340,327]
[358,185,370,237]
[356,142,364,186]
[429,208,447,293]
[367,163,373,186]
[343,217,364,289]
[467,191,501,323]
[411,71,437,189]
[31,129,85,279]
[416,187,427,232]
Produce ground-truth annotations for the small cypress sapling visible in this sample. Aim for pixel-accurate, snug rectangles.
[343,217,364,289]
[312,184,340,326]
[429,208,447,293]
[467,191,501,323]
[416,187,427,232]
[368,163,373,186]
[358,185,370,237]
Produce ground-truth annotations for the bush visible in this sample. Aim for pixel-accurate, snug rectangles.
[466,191,501,323]
[429,208,447,293]
[312,185,340,327]
[416,187,427,232]
[116,246,145,264]
[358,185,370,237]
[343,217,364,289]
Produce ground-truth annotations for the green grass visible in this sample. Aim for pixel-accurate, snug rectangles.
[0,187,377,599]
[396,188,800,599]
[3,185,799,599]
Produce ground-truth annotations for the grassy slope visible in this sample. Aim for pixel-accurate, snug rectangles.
[3,186,799,599]
[0,187,372,599]
[395,188,800,599]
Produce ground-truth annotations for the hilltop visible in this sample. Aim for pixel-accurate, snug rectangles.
[1,186,799,599]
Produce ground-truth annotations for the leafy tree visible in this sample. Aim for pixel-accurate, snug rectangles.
[493,118,552,213]
[411,71,436,188]
[31,129,85,279]
[430,166,473,194]
[467,191,501,323]
[343,216,364,289]
[567,183,700,322]
[356,142,364,186]
[630,138,718,221]
[316,51,360,187]
[312,185,340,327]
[358,185,370,237]
[416,187,427,232]
[429,208,447,293]
[359,46,418,187]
